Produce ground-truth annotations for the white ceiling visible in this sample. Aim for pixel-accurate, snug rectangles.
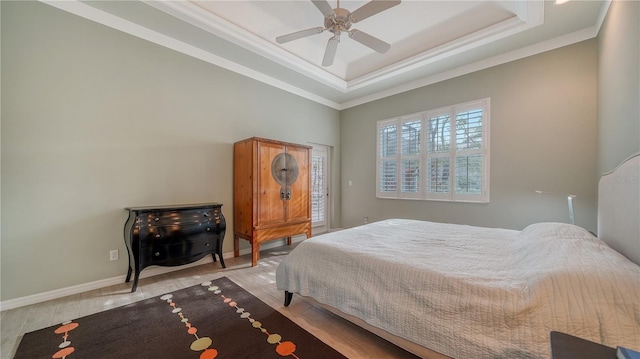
[46,0,608,109]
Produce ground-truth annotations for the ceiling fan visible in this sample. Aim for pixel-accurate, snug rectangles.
[276,0,401,67]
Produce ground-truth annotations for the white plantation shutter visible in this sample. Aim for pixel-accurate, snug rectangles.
[377,98,490,202]
[377,120,399,197]
[427,157,450,193]
[426,110,452,201]
[311,154,325,224]
[450,102,488,202]
[454,107,483,196]
[311,144,330,234]
[400,118,421,198]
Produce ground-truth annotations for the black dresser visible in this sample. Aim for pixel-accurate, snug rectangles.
[123,203,226,292]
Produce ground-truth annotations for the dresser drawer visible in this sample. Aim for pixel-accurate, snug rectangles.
[143,236,218,266]
[137,208,221,227]
[138,224,217,247]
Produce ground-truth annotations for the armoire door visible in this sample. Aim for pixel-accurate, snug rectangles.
[285,145,310,223]
[257,141,286,226]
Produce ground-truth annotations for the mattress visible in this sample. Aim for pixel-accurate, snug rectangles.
[276,219,640,359]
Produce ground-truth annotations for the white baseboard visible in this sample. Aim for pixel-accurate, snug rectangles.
[0,237,302,312]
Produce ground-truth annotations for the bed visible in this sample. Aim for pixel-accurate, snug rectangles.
[275,152,640,359]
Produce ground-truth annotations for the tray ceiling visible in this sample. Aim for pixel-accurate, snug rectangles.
[44,0,608,109]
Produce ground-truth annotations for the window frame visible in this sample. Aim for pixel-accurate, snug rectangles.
[311,144,330,235]
[376,98,490,203]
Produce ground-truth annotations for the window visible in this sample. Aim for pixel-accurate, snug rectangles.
[376,98,490,202]
[311,153,325,224]
[311,144,330,234]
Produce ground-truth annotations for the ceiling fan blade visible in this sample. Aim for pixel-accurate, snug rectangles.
[350,0,401,23]
[322,35,340,66]
[276,27,325,44]
[349,29,390,53]
[311,0,335,17]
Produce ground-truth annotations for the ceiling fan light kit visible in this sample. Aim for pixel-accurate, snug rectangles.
[276,0,401,67]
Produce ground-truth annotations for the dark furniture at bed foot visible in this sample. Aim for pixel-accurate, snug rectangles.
[550,331,616,359]
[123,203,226,292]
[284,291,293,306]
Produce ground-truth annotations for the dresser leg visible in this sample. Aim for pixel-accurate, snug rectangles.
[125,266,132,283]
[212,252,226,269]
[131,273,139,292]
[216,235,226,268]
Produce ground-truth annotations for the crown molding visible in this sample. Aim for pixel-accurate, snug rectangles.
[144,0,545,94]
[340,26,599,110]
[594,0,612,35]
[38,0,608,110]
[143,0,349,92]
[39,0,342,109]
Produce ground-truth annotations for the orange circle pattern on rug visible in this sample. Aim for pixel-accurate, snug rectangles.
[51,320,78,358]
[30,279,329,359]
[200,281,300,358]
[160,293,217,358]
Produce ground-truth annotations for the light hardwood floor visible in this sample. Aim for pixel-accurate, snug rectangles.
[1,245,419,359]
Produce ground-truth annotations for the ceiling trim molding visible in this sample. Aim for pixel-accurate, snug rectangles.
[520,0,546,23]
[143,0,349,92]
[38,0,608,111]
[594,0,612,35]
[340,26,598,110]
[346,15,533,92]
[145,0,545,94]
[39,0,342,110]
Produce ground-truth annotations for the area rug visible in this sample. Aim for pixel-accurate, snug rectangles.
[13,277,346,358]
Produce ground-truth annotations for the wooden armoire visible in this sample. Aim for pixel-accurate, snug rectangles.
[233,137,312,266]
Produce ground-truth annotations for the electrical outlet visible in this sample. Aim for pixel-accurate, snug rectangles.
[110,249,119,261]
[363,216,368,224]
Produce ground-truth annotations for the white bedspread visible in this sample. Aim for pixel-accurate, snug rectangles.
[276,219,640,359]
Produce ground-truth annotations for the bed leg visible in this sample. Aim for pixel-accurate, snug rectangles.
[284,291,293,306]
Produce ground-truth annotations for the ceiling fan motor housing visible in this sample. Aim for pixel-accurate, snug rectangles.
[325,8,352,33]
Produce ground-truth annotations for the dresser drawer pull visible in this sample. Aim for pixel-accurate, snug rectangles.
[154,252,160,257]
[155,234,161,238]
[203,213,210,217]
[154,217,160,222]
[206,227,211,232]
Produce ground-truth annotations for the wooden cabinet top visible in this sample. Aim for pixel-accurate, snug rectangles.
[125,203,223,212]
[234,137,313,149]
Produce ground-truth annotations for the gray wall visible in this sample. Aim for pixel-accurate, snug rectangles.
[1,2,340,301]
[340,40,598,232]
[597,0,640,174]
[2,1,636,304]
